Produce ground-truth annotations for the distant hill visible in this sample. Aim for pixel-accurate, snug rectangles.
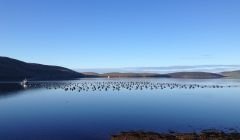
[100,72,170,78]
[221,70,240,78]
[81,72,102,78]
[168,72,224,79]
[83,72,224,79]
[1,56,238,81]
[0,57,85,81]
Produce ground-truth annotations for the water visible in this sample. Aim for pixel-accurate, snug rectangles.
[0,78,240,140]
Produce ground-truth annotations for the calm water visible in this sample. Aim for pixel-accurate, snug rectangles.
[0,78,240,140]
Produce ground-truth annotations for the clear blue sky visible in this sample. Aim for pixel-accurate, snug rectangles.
[0,0,240,69]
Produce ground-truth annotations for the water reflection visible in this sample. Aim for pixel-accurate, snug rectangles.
[0,83,24,92]
[0,83,26,98]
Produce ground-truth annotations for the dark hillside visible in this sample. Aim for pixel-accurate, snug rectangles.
[0,57,84,81]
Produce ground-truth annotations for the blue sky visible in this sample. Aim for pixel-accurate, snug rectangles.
[0,0,240,69]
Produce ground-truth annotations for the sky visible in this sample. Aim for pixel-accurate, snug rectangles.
[0,0,240,69]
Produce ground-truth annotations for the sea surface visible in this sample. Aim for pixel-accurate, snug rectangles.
[0,78,240,140]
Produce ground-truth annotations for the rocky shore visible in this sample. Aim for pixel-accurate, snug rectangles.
[111,130,240,140]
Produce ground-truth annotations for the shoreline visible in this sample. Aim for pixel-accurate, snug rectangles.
[112,130,240,140]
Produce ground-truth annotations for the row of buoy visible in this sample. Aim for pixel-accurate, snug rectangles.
[26,81,239,92]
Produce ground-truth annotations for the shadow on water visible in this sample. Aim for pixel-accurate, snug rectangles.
[0,83,25,97]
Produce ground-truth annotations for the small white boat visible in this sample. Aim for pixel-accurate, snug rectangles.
[20,78,28,87]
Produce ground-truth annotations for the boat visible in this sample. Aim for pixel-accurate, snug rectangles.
[20,78,28,87]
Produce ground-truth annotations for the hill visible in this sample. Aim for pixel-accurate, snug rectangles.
[168,72,224,79]
[1,56,235,81]
[221,70,240,78]
[82,72,224,79]
[100,72,170,78]
[0,57,85,81]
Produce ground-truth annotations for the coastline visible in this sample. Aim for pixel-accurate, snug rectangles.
[112,130,240,140]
